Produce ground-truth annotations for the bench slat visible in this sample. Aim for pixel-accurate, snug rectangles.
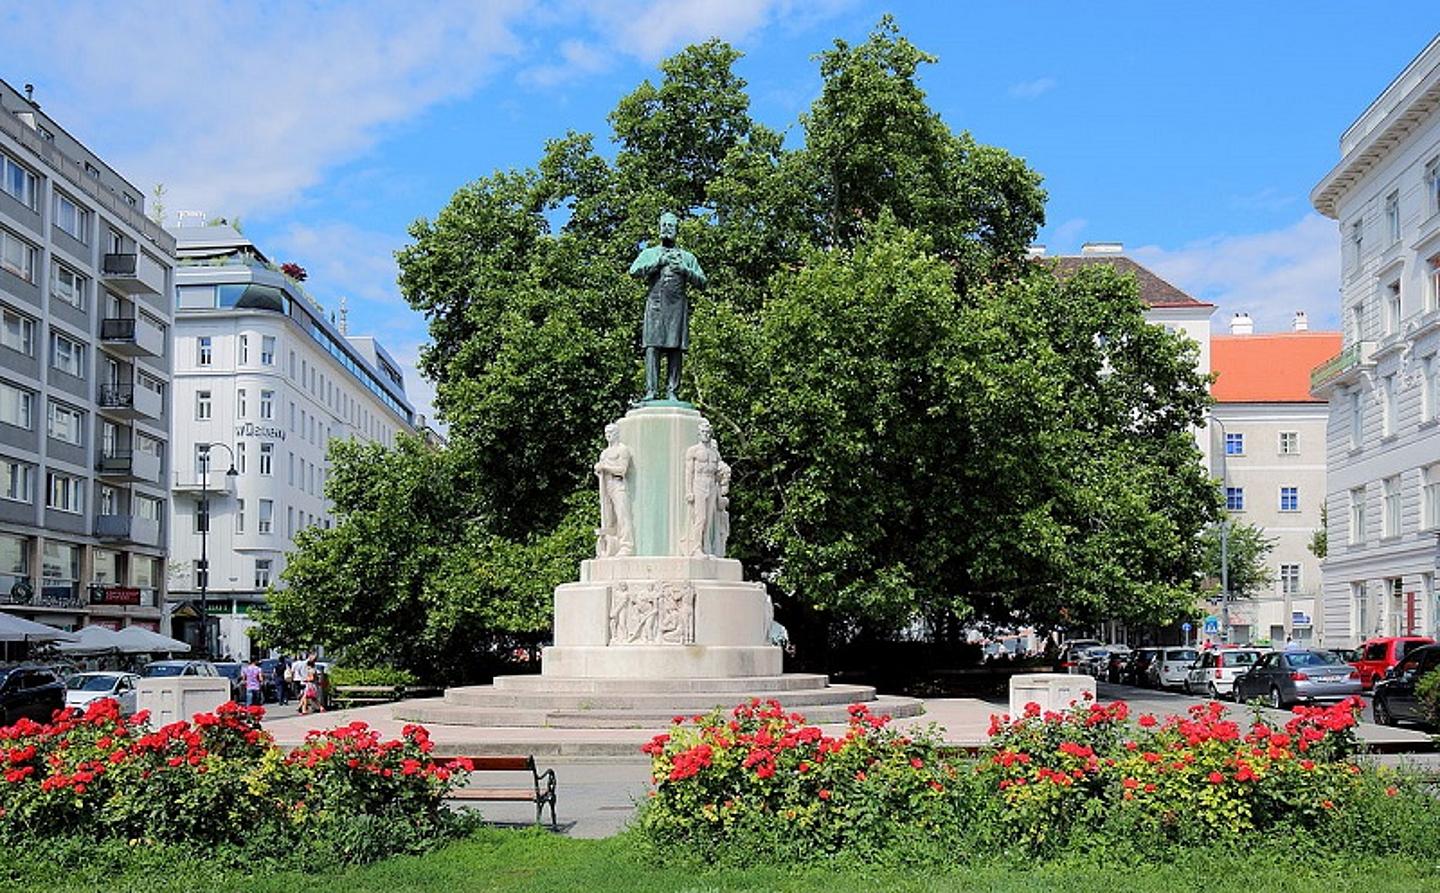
[460,756,535,772]
[448,788,542,801]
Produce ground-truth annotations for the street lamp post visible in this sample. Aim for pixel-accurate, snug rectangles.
[1211,417,1232,645]
[197,443,238,659]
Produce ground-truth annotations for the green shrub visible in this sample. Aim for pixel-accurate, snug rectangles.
[1413,668,1440,725]
[328,666,420,687]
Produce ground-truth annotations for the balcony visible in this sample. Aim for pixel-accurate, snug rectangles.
[96,449,163,484]
[98,382,163,421]
[94,513,162,547]
[100,315,165,358]
[172,471,236,495]
[102,252,166,297]
[1310,341,1376,395]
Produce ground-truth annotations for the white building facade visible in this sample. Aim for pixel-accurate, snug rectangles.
[0,80,175,634]
[166,226,413,658]
[1311,37,1440,647]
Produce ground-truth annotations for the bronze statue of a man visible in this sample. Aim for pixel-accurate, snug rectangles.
[628,212,706,401]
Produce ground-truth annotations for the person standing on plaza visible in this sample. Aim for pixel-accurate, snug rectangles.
[275,655,290,706]
[241,656,264,708]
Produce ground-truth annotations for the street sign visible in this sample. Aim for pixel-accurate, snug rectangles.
[1203,616,1220,635]
[1181,622,1192,633]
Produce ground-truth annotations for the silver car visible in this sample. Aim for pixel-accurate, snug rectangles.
[1232,649,1362,708]
[65,671,140,716]
[1149,648,1199,690]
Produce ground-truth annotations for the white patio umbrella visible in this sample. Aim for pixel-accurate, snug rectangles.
[0,612,79,643]
[109,626,191,654]
[53,625,125,653]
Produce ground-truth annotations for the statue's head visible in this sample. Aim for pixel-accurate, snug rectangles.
[658,212,678,243]
[697,419,712,442]
[605,422,619,443]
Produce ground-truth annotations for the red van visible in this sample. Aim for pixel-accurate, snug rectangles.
[1351,636,1436,689]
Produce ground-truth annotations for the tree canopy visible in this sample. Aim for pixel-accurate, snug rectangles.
[263,18,1220,680]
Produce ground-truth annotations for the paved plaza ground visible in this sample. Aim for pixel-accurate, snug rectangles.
[257,681,1438,837]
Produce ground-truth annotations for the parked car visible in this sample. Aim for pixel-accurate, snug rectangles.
[1183,648,1264,700]
[1372,643,1440,727]
[1125,647,1163,687]
[64,671,141,716]
[1233,649,1362,708]
[1103,645,1134,683]
[141,660,220,680]
[1350,637,1436,690]
[1058,639,1103,674]
[1148,648,1199,690]
[0,666,65,726]
[212,662,245,700]
[1327,647,1359,664]
[1076,647,1112,679]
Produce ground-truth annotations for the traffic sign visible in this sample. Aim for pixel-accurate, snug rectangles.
[1202,616,1220,634]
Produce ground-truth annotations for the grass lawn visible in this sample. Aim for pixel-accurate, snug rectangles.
[6,829,1439,893]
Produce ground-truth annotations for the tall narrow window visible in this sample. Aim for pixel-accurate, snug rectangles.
[1350,390,1363,448]
[258,499,273,534]
[1384,475,1402,538]
[1225,487,1245,512]
[1280,487,1299,513]
[1386,281,1402,335]
[1281,565,1301,595]
[1383,375,1397,437]
[1427,156,1440,216]
[1426,357,1439,423]
[195,390,212,420]
[236,499,245,534]
[1424,464,1440,530]
[1429,255,1440,312]
[259,390,274,420]
[255,559,272,588]
[238,334,249,364]
[1350,219,1364,268]
[1278,431,1298,455]
[1224,432,1244,456]
[259,442,273,476]
[236,442,246,474]
[197,336,212,366]
[236,388,247,418]
[1350,487,1367,544]
[261,335,275,366]
[1385,190,1400,245]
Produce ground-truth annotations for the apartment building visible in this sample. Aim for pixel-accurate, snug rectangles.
[0,80,175,632]
[1210,314,1339,645]
[1310,36,1440,646]
[166,224,413,658]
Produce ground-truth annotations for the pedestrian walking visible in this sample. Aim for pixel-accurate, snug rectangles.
[276,656,291,706]
[297,654,324,715]
[241,656,264,708]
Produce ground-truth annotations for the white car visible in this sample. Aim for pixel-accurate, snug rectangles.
[65,671,141,716]
[1149,648,1200,690]
[1184,649,1264,700]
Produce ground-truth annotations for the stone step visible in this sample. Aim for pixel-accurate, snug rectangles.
[490,673,832,694]
[441,683,875,711]
[397,694,926,730]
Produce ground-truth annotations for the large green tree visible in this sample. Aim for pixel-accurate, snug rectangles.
[272,19,1220,679]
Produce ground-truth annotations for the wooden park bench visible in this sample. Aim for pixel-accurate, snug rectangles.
[444,755,558,829]
[329,684,443,709]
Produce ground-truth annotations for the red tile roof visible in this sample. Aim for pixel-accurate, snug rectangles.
[1052,255,1213,308]
[1211,332,1343,403]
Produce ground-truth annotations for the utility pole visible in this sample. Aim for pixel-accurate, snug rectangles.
[196,443,237,659]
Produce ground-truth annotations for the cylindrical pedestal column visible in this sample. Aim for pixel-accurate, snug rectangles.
[615,405,702,557]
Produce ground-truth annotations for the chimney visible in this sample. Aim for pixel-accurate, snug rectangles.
[1026,244,1046,259]
[1229,312,1253,336]
[1292,310,1309,332]
[1080,241,1124,255]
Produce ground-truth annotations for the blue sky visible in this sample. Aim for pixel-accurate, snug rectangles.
[4,2,1438,422]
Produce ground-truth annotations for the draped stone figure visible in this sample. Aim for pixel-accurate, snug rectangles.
[682,420,722,557]
[710,459,731,558]
[593,423,635,557]
[628,212,707,401]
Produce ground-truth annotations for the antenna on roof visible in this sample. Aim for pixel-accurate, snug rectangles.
[23,84,35,106]
[338,296,348,335]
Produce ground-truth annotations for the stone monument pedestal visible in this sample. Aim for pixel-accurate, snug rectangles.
[395,403,920,733]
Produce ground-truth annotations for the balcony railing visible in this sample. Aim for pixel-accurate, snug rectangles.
[97,381,162,420]
[100,315,164,357]
[1310,341,1376,393]
[95,513,162,547]
[101,252,165,297]
[96,449,163,484]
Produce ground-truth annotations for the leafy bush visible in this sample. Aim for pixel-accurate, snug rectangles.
[635,699,985,864]
[328,666,420,688]
[0,699,472,865]
[1413,668,1440,725]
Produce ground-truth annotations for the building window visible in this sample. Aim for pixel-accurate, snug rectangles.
[2,461,32,503]
[1278,431,1298,455]
[1425,357,1439,423]
[0,307,34,356]
[259,442,273,476]
[1350,487,1367,544]
[287,451,294,486]
[1382,375,1396,437]
[50,332,84,379]
[46,402,83,446]
[1350,219,1364,268]
[287,506,295,537]
[45,472,83,514]
[53,192,90,243]
[1224,432,1244,456]
[1,152,37,209]
[1385,190,1401,245]
[51,263,87,310]
[1354,582,1370,638]
[0,381,33,429]
[195,390,212,420]
[1351,302,1366,342]
[1429,255,1440,313]
[1424,464,1440,530]
[236,442,246,474]
[0,228,36,282]
[41,541,78,599]
[236,498,245,534]
[259,390,274,420]
[1383,475,1402,538]
[238,334,249,364]
[135,494,161,522]
[98,485,116,515]
[1280,487,1299,513]
[261,336,275,366]
[1281,564,1301,595]
[1385,281,1401,335]
[258,499,273,534]
[1225,487,1245,512]
[255,559,272,589]
[197,336,212,366]
[1428,157,1440,217]
[236,388,247,418]
[1349,390,1363,448]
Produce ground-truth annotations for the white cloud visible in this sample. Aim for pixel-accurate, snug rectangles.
[519,38,614,88]
[268,221,407,308]
[1131,214,1342,333]
[557,0,854,63]
[1008,76,1057,100]
[5,0,529,219]
[1046,217,1088,251]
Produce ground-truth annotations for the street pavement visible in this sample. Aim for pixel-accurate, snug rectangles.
[253,680,1437,837]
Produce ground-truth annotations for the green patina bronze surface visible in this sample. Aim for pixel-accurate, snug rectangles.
[629,212,706,401]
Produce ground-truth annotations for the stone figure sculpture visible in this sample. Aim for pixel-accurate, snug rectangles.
[658,582,697,645]
[628,212,707,401]
[682,420,722,557]
[709,459,731,557]
[593,423,635,558]
[609,581,695,644]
